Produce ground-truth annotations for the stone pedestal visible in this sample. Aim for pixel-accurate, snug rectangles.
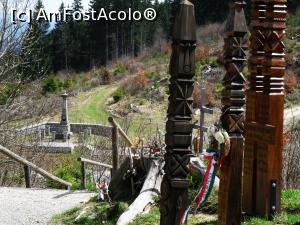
[55,91,71,141]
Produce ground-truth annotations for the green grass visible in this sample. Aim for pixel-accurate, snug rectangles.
[128,207,160,225]
[282,190,300,213]
[127,190,300,225]
[243,213,300,225]
[51,201,128,225]
[69,85,117,124]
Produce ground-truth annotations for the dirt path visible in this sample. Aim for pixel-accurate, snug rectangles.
[0,187,95,225]
[69,85,117,124]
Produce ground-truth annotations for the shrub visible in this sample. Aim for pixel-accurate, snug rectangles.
[121,71,149,95]
[210,59,219,68]
[100,67,113,84]
[287,14,300,26]
[63,78,74,89]
[145,71,160,80]
[113,64,127,75]
[284,72,298,93]
[42,75,63,94]
[113,88,124,102]
[109,202,128,218]
[195,46,209,62]
[95,202,128,222]
[0,84,19,105]
[214,82,224,93]
[47,159,81,190]
[133,71,149,92]
[285,90,300,106]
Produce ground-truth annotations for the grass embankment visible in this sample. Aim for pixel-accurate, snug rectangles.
[68,85,117,125]
[50,190,300,225]
[50,199,128,225]
[128,190,300,225]
[66,84,167,139]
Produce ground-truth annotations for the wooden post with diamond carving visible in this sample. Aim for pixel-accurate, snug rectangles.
[243,0,266,215]
[219,1,248,225]
[244,0,287,219]
[160,0,196,224]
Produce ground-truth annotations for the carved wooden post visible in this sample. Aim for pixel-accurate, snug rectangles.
[244,0,287,218]
[243,0,266,215]
[220,1,248,225]
[160,1,196,224]
[257,0,286,217]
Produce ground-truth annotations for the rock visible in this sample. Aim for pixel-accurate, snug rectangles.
[201,65,223,79]
[129,104,140,113]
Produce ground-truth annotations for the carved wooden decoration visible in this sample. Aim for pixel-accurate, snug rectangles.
[244,0,287,218]
[243,0,266,215]
[219,1,248,225]
[160,0,196,224]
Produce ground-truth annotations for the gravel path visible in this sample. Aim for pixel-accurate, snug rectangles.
[0,187,95,225]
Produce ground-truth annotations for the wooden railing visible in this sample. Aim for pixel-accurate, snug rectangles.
[108,116,135,176]
[78,157,113,189]
[108,116,135,195]
[0,145,72,189]
[108,116,134,147]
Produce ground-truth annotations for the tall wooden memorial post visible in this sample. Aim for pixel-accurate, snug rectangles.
[220,1,248,225]
[160,0,196,224]
[244,0,287,218]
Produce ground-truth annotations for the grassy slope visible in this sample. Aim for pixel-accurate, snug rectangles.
[128,190,300,225]
[50,190,300,225]
[68,85,117,125]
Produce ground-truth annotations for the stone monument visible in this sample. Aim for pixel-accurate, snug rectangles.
[55,90,71,141]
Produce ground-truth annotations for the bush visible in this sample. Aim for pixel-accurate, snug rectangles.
[96,202,128,223]
[63,78,74,89]
[284,72,298,93]
[210,59,219,68]
[47,159,81,190]
[286,90,300,106]
[287,14,300,26]
[0,84,19,105]
[121,71,149,95]
[113,88,124,102]
[43,75,63,94]
[145,71,160,80]
[195,46,209,62]
[113,64,127,75]
[214,82,224,93]
[100,67,113,84]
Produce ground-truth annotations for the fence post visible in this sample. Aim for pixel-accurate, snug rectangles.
[24,165,31,188]
[81,161,86,190]
[111,126,119,176]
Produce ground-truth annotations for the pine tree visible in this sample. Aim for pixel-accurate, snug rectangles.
[73,0,83,11]
[20,0,49,80]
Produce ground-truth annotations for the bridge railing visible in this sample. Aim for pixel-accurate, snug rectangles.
[0,145,72,189]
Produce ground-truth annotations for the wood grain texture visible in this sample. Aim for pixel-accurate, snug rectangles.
[160,1,196,224]
[219,1,248,225]
[244,0,287,217]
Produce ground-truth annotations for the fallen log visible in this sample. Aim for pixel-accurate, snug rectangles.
[116,158,164,225]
